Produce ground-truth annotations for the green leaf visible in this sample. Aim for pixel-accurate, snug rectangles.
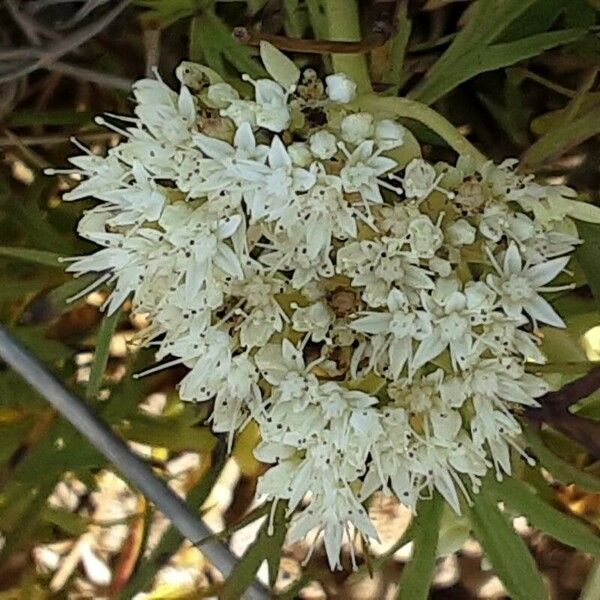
[259,41,300,89]
[487,476,600,555]
[498,0,575,41]
[396,494,444,600]
[11,326,72,363]
[0,275,54,301]
[42,506,88,536]
[86,308,121,401]
[6,109,94,127]
[467,487,546,600]
[117,413,217,453]
[189,11,267,80]
[135,0,208,28]
[413,28,584,105]
[220,501,288,599]
[0,246,63,268]
[522,104,600,169]
[381,3,412,88]
[576,221,600,299]
[482,29,585,70]
[524,424,600,492]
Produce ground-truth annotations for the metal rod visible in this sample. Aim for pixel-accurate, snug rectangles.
[0,324,270,600]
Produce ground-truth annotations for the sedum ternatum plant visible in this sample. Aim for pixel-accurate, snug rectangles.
[49,42,596,570]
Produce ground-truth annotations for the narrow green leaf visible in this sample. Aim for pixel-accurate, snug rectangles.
[0,276,53,301]
[576,220,600,300]
[484,29,585,71]
[191,11,267,80]
[266,503,288,588]
[524,424,600,492]
[382,3,412,87]
[45,274,97,311]
[498,0,573,41]
[0,246,62,268]
[488,476,600,555]
[0,479,57,565]
[42,506,88,536]
[117,413,217,453]
[86,308,121,401]
[12,326,72,363]
[522,104,600,169]
[413,28,584,105]
[467,487,546,600]
[220,501,287,600]
[6,109,94,127]
[396,494,444,600]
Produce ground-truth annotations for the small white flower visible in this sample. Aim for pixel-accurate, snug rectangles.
[447,219,476,246]
[337,237,434,307]
[486,242,571,328]
[206,82,240,108]
[374,119,406,149]
[133,78,196,144]
[292,301,334,342]
[287,141,313,167]
[339,141,397,205]
[402,159,454,202]
[413,278,497,371]
[341,113,374,145]
[350,288,432,378]
[309,130,338,159]
[243,75,292,132]
[325,73,357,103]
[407,214,444,258]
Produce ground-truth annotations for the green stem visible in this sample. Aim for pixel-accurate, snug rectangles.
[323,0,372,93]
[356,94,487,166]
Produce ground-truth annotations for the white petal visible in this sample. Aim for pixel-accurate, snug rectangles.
[351,313,391,334]
[214,245,243,279]
[503,243,522,275]
[527,255,570,287]
[525,294,565,327]
[268,136,291,169]
[412,334,447,370]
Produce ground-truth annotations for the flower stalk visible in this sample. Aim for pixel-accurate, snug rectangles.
[325,0,372,94]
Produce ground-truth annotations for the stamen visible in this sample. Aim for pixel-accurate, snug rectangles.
[65,273,111,303]
[95,116,130,138]
[133,357,184,378]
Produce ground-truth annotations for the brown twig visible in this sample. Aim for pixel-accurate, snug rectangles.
[233,27,394,54]
[524,367,600,459]
[233,0,399,55]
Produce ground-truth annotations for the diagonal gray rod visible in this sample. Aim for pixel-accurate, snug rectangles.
[0,324,270,600]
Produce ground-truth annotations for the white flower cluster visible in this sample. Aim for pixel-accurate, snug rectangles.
[52,48,582,569]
